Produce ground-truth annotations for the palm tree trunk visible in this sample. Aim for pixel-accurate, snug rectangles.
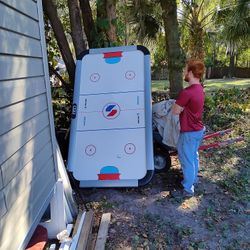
[228,54,235,78]
[160,0,185,99]
[67,0,87,57]
[42,0,75,84]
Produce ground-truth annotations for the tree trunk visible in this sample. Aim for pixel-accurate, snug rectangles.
[106,0,117,44]
[96,0,107,47]
[67,0,87,57]
[79,0,96,48]
[160,0,185,99]
[96,0,117,47]
[42,0,75,84]
[228,54,235,78]
[123,0,129,45]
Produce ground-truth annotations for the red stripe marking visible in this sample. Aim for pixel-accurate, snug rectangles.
[107,110,117,117]
[103,51,122,58]
[98,174,120,180]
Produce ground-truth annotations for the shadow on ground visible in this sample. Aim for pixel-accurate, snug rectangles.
[73,140,249,250]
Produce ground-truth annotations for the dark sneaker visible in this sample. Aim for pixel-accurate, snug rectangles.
[194,181,200,188]
[170,189,194,199]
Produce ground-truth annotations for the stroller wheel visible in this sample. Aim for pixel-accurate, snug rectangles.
[154,152,171,172]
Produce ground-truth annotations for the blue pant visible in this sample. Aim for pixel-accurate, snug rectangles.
[177,128,204,194]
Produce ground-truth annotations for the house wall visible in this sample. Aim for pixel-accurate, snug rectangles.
[0,0,57,249]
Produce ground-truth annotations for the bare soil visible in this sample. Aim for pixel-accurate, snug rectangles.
[75,139,249,250]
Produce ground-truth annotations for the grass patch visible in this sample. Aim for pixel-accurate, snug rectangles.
[152,78,250,92]
[204,78,250,91]
[152,80,169,91]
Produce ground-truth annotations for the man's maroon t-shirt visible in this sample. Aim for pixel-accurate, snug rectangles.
[175,84,204,132]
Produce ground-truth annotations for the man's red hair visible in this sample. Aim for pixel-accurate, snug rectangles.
[187,59,205,79]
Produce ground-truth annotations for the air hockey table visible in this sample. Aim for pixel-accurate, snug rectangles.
[67,45,154,187]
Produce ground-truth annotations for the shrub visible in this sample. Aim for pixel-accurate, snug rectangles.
[52,87,72,130]
[203,87,250,130]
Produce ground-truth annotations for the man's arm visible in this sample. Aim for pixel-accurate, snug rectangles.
[171,103,184,115]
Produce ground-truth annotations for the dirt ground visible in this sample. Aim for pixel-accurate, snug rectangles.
[75,137,249,250]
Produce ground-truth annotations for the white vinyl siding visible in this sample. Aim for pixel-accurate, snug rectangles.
[0,77,46,108]
[0,55,44,80]
[0,0,57,249]
[0,29,42,57]
[0,2,40,39]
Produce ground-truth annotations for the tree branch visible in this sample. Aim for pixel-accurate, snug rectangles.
[197,0,205,17]
[177,10,193,23]
[42,0,75,84]
[200,9,217,23]
[201,19,217,29]
[48,65,73,95]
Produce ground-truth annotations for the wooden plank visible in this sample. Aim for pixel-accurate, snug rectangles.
[0,190,7,218]
[0,29,42,57]
[0,110,49,165]
[0,77,46,108]
[0,94,47,136]
[0,3,40,39]
[0,0,38,20]
[70,212,86,250]
[0,55,44,80]
[0,168,55,250]
[67,223,74,236]
[72,211,84,238]
[76,210,94,250]
[1,126,51,186]
[94,213,111,250]
[3,143,53,210]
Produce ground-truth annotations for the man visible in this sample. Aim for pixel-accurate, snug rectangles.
[171,59,205,198]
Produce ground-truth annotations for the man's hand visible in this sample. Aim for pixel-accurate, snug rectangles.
[171,103,184,115]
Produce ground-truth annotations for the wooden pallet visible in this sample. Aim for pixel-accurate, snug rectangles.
[51,211,111,250]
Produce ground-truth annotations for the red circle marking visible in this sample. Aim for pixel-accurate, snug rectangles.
[90,73,100,82]
[85,145,96,156]
[124,143,136,154]
[125,71,136,80]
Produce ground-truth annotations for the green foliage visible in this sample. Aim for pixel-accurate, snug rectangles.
[152,33,167,76]
[96,18,109,30]
[203,87,249,130]
[125,0,161,44]
[51,87,72,130]
[44,17,60,68]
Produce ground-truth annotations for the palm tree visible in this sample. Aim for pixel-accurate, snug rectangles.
[216,0,250,77]
[125,0,161,45]
[179,0,217,61]
[160,0,185,98]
